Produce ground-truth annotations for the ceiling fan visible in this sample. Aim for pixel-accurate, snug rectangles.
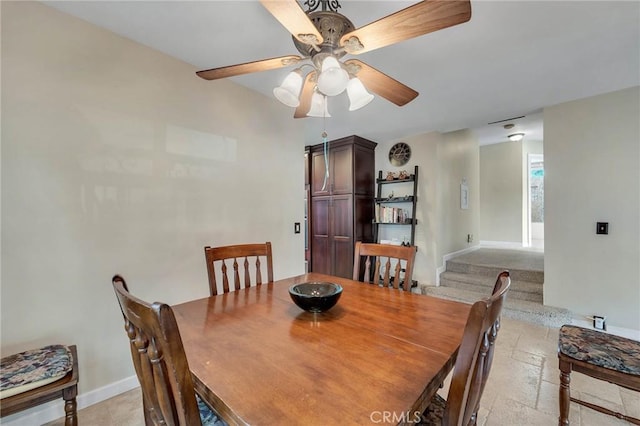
[196,0,471,118]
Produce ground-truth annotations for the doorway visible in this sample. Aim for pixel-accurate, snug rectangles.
[528,154,544,249]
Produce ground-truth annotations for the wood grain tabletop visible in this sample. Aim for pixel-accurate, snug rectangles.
[172,272,471,426]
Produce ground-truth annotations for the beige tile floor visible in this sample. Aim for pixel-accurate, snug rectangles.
[45,318,638,425]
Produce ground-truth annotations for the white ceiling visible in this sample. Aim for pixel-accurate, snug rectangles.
[45,1,639,146]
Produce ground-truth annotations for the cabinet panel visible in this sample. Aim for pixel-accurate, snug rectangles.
[311,197,330,237]
[331,144,353,195]
[355,196,374,243]
[304,149,310,186]
[353,143,375,196]
[331,195,353,239]
[311,197,330,274]
[312,237,330,274]
[311,152,331,196]
[333,237,354,279]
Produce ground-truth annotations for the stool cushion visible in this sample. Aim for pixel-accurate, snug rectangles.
[0,345,73,399]
[559,325,640,376]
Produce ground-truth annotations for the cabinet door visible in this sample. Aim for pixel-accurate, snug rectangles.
[311,151,331,197]
[311,197,330,274]
[311,144,353,196]
[331,195,354,278]
[330,144,353,195]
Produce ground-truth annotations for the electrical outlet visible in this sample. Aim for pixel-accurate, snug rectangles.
[596,222,609,235]
[467,234,473,243]
[593,315,606,331]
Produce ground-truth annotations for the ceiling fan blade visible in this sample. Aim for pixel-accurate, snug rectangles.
[196,55,302,80]
[345,60,418,106]
[260,0,324,46]
[340,0,471,55]
[294,71,316,119]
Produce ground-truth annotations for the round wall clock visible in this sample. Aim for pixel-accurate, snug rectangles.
[388,142,411,166]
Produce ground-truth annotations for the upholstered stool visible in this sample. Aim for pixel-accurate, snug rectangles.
[0,344,78,425]
[558,325,640,425]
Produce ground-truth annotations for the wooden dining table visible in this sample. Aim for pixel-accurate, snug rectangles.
[172,272,471,426]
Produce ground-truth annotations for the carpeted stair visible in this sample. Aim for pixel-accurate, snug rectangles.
[421,249,573,328]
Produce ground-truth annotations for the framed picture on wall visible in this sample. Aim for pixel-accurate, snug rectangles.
[460,181,469,210]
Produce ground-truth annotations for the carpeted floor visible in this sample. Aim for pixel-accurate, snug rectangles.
[450,247,544,272]
[422,247,574,328]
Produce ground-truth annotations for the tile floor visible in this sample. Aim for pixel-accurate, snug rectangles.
[44,318,638,425]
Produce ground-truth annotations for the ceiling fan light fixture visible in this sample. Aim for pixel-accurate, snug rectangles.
[346,77,374,111]
[307,92,331,117]
[273,70,303,107]
[508,133,525,142]
[316,56,349,96]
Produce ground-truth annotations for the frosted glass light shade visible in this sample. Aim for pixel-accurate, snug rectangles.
[273,70,303,107]
[346,78,374,111]
[307,92,331,117]
[316,57,349,96]
[508,133,525,142]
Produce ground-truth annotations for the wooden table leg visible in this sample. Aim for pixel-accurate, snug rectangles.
[559,358,571,426]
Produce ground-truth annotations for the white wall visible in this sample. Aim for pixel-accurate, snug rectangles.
[544,86,640,330]
[1,0,306,407]
[479,139,544,247]
[436,130,480,262]
[375,129,479,286]
[375,132,441,286]
[479,141,523,243]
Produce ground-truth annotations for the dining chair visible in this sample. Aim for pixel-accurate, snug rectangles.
[352,241,417,290]
[111,275,226,426]
[204,242,274,296]
[420,271,511,425]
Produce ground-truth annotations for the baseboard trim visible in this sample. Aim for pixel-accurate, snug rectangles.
[479,240,528,250]
[436,245,480,286]
[1,375,139,425]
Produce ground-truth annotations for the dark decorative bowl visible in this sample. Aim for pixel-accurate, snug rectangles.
[288,282,343,313]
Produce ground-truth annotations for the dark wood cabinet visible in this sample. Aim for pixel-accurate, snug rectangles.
[307,135,376,278]
[311,143,354,196]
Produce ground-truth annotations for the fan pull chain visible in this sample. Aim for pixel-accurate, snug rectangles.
[321,97,330,191]
[321,130,329,191]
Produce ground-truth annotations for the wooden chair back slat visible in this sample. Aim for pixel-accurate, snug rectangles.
[352,242,417,291]
[243,258,251,288]
[363,256,372,280]
[112,275,203,425]
[443,271,510,425]
[204,242,274,296]
[233,258,240,291]
[255,257,262,284]
[221,261,230,294]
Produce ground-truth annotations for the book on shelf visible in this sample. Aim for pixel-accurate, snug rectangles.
[376,206,410,223]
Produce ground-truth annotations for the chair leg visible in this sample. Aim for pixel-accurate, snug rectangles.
[63,384,78,426]
[558,358,571,426]
[143,399,154,426]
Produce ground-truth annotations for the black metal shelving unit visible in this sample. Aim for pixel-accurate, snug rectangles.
[373,165,419,247]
